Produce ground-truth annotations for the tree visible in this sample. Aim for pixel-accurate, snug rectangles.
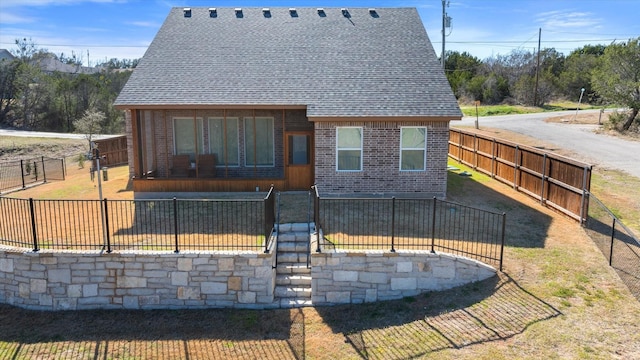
[0,58,19,125]
[74,109,105,149]
[559,45,604,102]
[444,51,482,99]
[592,38,640,131]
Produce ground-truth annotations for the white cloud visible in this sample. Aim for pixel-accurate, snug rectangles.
[126,21,161,28]
[0,12,37,24]
[536,10,601,30]
[1,0,124,7]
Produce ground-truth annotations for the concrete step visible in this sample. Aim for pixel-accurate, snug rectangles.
[275,286,312,299]
[277,241,309,253]
[277,252,309,264]
[278,223,314,233]
[276,274,312,286]
[279,298,313,308]
[276,264,311,275]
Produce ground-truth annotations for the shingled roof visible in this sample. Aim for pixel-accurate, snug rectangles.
[114,7,461,119]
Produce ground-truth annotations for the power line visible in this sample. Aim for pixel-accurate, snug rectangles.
[0,41,147,48]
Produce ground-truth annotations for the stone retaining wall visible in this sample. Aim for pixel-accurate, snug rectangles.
[310,250,496,305]
[0,247,276,311]
[1,243,496,310]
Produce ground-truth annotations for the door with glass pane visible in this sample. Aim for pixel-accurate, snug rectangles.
[285,132,314,190]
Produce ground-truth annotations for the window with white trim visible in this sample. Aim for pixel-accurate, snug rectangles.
[209,117,239,166]
[173,117,203,161]
[336,127,363,171]
[244,117,274,166]
[400,127,426,171]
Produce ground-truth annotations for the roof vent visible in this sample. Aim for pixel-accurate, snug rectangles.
[289,8,298,17]
[235,8,243,18]
[341,8,350,18]
[317,8,326,17]
[183,8,191,18]
[262,8,271,18]
[209,8,217,18]
[369,8,379,18]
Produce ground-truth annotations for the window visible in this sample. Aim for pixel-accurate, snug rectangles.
[209,117,239,166]
[173,117,203,161]
[244,117,274,166]
[336,127,362,171]
[400,127,426,171]
[288,135,310,165]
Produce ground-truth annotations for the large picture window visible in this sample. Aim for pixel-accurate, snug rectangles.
[400,127,426,171]
[244,117,274,167]
[209,117,239,166]
[173,117,203,161]
[336,127,362,171]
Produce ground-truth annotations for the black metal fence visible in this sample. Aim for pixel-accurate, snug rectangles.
[583,191,640,300]
[0,157,65,193]
[312,188,506,270]
[0,187,276,253]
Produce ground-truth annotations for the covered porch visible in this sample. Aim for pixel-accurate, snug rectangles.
[127,107,315,192]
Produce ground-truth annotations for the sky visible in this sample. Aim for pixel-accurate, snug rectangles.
[1,0,639,66]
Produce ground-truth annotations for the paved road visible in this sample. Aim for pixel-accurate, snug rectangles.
[0,128,118,140]
[454,110,640,179]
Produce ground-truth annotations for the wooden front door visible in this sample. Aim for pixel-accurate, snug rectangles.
[285,131,314,190]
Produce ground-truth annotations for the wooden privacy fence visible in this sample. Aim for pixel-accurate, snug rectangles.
[448,128,592,222]
[94,135,127,166]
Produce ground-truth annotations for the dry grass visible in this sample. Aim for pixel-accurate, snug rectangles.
[1,135,640,358]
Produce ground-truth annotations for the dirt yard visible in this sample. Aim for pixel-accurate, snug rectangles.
[1,134,640,359]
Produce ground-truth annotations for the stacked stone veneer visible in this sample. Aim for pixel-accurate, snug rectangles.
[0,248,276,311]
[0,242,496,310]
[310,250,496,305]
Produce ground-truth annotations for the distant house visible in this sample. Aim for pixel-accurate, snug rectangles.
[0,49,14,63]
[114,7,461,196]
[0,49,99,74]
[31,54,100,75]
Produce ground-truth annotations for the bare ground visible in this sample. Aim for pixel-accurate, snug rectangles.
[1,136,640,359]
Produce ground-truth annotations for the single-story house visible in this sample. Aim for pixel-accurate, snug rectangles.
[114,7,462,196]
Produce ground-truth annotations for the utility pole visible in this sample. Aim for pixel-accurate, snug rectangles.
[441,0,451,68]
[534,28,541,106]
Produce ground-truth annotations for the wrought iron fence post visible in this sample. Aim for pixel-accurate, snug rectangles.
[499,212,506,271]
[609,218,616,266]
[41,156,47,183]
[29,198,39,252]
[390,197,396,252]
[104,199,111,253]
[313,186,321,253]
[20,160,26,189]
[62,158,66,180]
[173,197,179,253]
[263,187,274,254]
[33,161,38,181]
[430,197,437,253]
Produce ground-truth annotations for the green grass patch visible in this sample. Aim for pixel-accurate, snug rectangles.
[460,104,543,117]
[446,159,492,188]
[459,101,603,117]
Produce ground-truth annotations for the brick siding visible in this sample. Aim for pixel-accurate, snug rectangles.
[314,121,450,196]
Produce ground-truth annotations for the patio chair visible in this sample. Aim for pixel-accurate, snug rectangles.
[170,154,191,177]
[197,154,217,178]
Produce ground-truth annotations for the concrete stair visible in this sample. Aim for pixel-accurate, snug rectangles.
[274,223,313,308]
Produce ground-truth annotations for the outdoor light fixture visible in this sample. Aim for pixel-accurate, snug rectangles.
[183,8,191,18]
[209,8,217,18]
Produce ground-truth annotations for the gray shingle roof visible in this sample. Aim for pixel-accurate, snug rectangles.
[115,7,461,119]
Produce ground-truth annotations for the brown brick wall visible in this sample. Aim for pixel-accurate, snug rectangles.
[314,121,450,197]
